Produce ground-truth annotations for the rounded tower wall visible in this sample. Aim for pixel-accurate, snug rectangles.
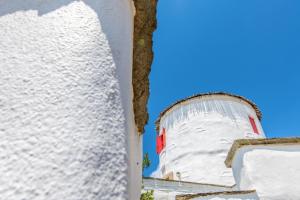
[155,94,265,185]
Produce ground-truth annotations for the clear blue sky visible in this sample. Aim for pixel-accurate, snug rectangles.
[143,0,300,177]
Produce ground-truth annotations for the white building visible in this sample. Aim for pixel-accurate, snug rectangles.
[153,93,265,185]
[225,138,300,200]
[146,93,300,200]
[0,0,157,199]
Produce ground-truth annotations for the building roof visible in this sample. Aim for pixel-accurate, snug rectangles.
[155,92,262,132]
[176,190,256,200]
[132,0,157,134]
[225,138,300,168]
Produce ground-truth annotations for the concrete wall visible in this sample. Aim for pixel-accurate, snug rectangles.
[154,95,265,185]
[0,0,140,199]
[231,145,300,200]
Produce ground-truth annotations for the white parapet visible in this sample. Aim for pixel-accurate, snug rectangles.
[177,190,259,200]
[226,138,300,200]
[0,0,140,199]
[143,177,234,200]
[154,93,265,186]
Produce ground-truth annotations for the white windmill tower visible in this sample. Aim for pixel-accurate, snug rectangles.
[154,92,265,186]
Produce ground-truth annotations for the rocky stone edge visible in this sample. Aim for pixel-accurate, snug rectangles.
[132,0,157,134]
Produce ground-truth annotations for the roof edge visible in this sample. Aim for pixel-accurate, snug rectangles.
[176,190,256,200]
[225,137,300,168]
[143,177,234,188]
[155,92,262,132]
[132,0,157,134]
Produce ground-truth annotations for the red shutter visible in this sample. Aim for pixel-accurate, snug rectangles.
[156,128,167,154]
[156,135,163,154]
[249,116,259,134]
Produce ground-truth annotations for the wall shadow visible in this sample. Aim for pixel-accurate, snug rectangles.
[0,0,133,118]
[0,0,79,16]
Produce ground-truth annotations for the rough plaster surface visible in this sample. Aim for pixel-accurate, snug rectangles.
[0,0,138,199]
[153,95,265,186]
[232,145,300,200]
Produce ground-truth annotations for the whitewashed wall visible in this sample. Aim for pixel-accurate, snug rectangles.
[143,177,233,200]
[154,95,265,186]
[0,0,140,199]
[231,145,300,200]
[190,192,259,200]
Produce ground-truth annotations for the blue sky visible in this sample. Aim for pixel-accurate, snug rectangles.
[143,0,300,176]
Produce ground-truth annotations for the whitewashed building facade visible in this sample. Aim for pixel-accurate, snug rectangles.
[0,0,157,199]
[153,93,265,185]
[147,93,300,200]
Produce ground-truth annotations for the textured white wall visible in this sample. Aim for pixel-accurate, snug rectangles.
[154,95,265,186]
[232,145,300,200]
[0,0,139,199]
[191,193,258,200]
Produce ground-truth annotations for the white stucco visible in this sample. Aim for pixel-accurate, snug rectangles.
[143,177,233,200]
[190,192,258,200]
[231,145,300,200]
[0,0,140,199]
[154,95,265,185]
